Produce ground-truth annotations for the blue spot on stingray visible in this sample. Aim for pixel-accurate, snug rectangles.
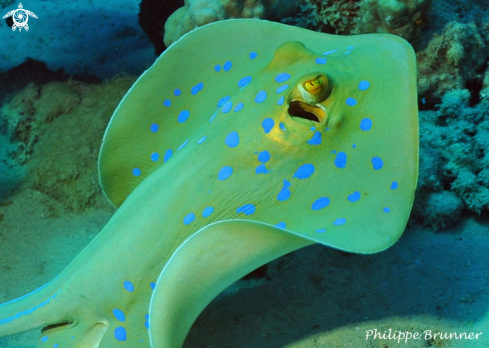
[391,181,398,189]
[316,228,327,233]
[178,140,188,150]
[145,321,149,329]
[277,96,284,105]
[132,168,141,177]
[293,164,315,179]
[276,85,289,93]
[145,314,149,320]
[150,282,156,290]
[346,97,357,106]
[352,144,356,148]
[198,136,207,144]
[332,150,336,154]
[222,100,233,113]
[262,118,274,133]
[223,61,232,71]
[164,149,173,162]
[279,122,286,131]
[209,112,217,122]
[307,131,322,145]
[384,207,390,213]
[315,58,327,64]
[114,327,127,341]
[163,99,171,107]
[323,49,337,55]
[238,76,252,87]
[54,344,59,348]
[250,51,257,59]
[234,102,244,112]
[359,80,370,91]
[183,213,195,225]
[293,163,314,179]
[348,45,354,49]
[150,123,159,133]
[112,309,126,322]
[225,131,239,147]
[236,204,255,215]
[372,157,383,170]
[258,151,270,163]
[178,110,190,123]
[41,336,48,343]
[255,91,267,103]
[123,281,134,292]
[215,65,221,72]
[276,222,286,229]
[202,207,214,218]
[191,82,204,95]
[277,179,291,201]
[312,197,330,210]
[360,118,372,131]
[344,51,352,55]
[310,127,316,131]
[218,96,231,107]
[174,89,181,96]
[150,152,159,162]
[255,164,269,174]
[275,73,291,83]
[348,191,360,202]
[334,152,347,168]
[333,218,346,225]
[218,166,233,180]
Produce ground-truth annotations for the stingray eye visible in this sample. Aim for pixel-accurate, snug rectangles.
[303,75,326,94]
[299,73,332,104]
[287,73,332,124]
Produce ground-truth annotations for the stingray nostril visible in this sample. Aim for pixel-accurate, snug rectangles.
[288,100,324,123]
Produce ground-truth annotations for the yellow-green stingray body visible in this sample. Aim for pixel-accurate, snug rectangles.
[0,19,418,347]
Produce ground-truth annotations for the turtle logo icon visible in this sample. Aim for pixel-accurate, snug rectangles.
[3,3,38,32]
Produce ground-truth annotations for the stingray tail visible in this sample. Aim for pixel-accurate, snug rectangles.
[148,220,314,347]
[0,277,70,337]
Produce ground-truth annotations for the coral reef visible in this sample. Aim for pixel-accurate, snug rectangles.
[416,21,489,103]
[282,0,432,41]
[358,0,433,41]
[164,0,277,46]
[412,89,489,230]
[0,76,136,212]
[282,0,361,35]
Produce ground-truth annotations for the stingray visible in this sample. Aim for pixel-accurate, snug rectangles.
[0,19,418,347]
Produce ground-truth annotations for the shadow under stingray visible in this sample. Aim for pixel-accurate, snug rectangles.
[184,216,489,347]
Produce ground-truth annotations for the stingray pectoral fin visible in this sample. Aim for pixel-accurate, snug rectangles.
[148,220,313,347]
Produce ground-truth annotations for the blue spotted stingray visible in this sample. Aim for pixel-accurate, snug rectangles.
[0,19,418,347]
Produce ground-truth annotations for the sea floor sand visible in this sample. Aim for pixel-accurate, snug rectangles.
[1,186,488,347]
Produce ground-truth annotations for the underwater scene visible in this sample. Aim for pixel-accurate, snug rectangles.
[0,0,489,347]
